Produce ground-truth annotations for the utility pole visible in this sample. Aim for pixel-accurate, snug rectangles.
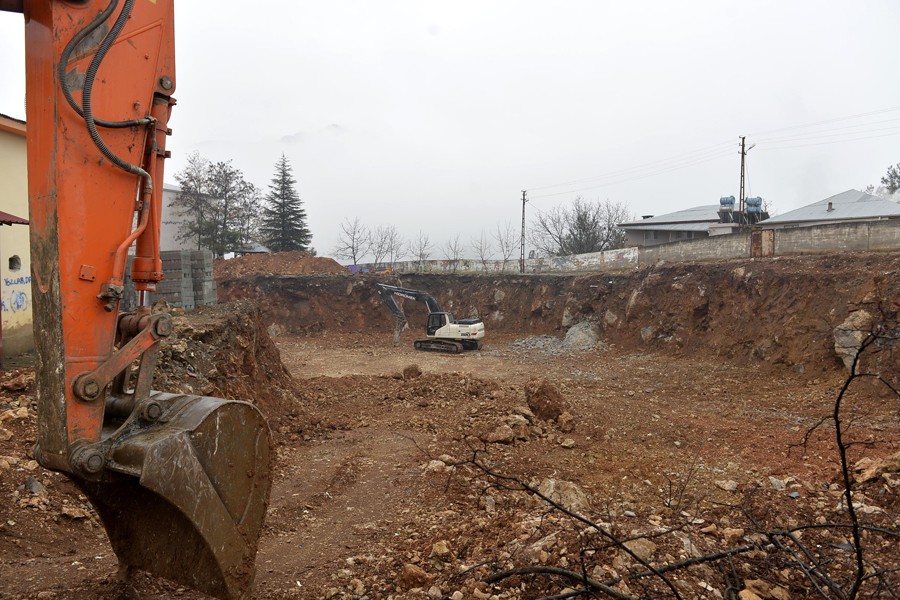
[738,136,755,222]
[739,136,746,217]
[519,190,528,273]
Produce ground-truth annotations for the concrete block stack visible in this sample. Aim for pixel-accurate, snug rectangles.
[154,250,195,310]
[191,250,217,306]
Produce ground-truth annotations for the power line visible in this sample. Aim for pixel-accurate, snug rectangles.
[747,105,900,137]
[521,104,900,204]
[752,117,900,144]
[755,124,900,146]
[529,149,734,199]
[755,130,900,151]
[525,139,735,192]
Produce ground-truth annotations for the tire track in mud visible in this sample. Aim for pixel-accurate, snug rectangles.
[256,427,426,592]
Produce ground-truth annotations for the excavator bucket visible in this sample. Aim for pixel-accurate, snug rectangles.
[75,393,271,600]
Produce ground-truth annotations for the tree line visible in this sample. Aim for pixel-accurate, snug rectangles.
[170,152,313,257]
[333,197,632,269]
[864,161,900,199]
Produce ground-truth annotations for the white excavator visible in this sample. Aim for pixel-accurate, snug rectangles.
[376,283,485,353]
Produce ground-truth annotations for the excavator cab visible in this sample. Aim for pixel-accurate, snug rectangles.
[5,2,273,598]
[426,312,450,336]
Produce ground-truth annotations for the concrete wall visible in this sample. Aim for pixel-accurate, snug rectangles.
[0,119,33,357]
[640,232,750,264]
[358,221,899,275]
[775,221,900,255]
[638,221,899,265]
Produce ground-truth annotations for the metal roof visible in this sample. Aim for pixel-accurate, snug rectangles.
[618,222,712,232]
[620,205,720,228]
[762,189,900,224]
[0,113,26,137]
[0,211,28,226]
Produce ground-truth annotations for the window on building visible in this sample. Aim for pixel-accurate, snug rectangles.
[9,255,21,271]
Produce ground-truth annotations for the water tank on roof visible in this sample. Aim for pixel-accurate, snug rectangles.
[746,197,763,213]
[719,196,735,209]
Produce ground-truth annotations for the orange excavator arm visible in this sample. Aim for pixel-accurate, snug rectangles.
[3,2,272,598]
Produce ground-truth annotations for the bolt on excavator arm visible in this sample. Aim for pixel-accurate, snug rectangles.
[11,2,272,598]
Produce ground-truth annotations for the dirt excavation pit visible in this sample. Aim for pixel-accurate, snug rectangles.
[0,251,898,599]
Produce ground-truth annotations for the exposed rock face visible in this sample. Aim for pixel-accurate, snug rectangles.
[562,321,601,350]
[524,378,567,421]
[834,309,873,371]
[219,254,900,376]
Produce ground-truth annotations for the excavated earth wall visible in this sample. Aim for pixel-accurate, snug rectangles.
[218,252,899,375]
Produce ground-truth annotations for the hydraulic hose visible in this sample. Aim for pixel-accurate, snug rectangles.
[58,0,149,129]
[80,0,152,190]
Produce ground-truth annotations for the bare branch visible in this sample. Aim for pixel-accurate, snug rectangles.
[471,230,494,270]
[485,565,637,600]
[492,220,519,271]
[333,217,371,266]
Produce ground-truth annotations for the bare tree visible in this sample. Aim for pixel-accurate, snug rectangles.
[531,196,630,257]
[368,225,392,269]
[471,230,494,271]
[407,230,433,271]
[493,220,519,272]
[442,233,464,272]
[333,217,371,266]
[386,225,405,268]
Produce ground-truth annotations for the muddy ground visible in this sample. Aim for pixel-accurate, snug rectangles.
[0,252,897,599]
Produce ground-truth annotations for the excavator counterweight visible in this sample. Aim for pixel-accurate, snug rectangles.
[6,2,273,598]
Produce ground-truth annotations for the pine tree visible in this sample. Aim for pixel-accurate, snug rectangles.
[260,154,312,252]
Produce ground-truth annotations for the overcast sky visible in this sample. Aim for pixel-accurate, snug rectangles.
[2,1,899,261]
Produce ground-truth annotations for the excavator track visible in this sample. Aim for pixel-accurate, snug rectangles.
[414,339,464,353]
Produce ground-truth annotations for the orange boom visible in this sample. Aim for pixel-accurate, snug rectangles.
[2,2,272,598]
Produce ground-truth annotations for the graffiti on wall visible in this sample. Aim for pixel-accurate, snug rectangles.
[2,275,31,314]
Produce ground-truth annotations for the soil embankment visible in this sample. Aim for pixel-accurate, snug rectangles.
[219,252,900,375]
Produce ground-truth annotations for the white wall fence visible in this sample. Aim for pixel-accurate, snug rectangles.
[352,220,900,275]
[355,247,639,274]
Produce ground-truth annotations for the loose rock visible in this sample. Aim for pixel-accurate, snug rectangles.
[525,378,567,421]
[398,563,431,590]
[485,424,515,445]
[715,480,738,492]
[623,538,656,562]
[536,479,590,513]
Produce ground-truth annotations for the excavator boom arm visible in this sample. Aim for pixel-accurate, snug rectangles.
[375,283,446,346]
[11,2,273,598]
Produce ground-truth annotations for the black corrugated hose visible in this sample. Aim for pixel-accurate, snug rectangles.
[58,0,148,129]
[79,0,152,189]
